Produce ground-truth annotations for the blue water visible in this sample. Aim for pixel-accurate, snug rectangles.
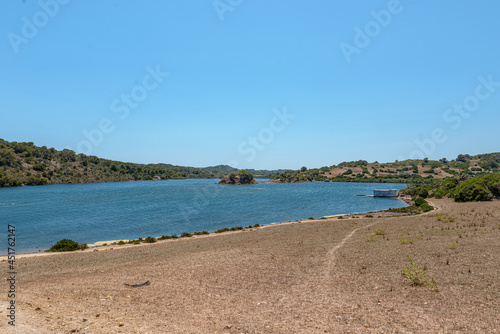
[0,179,408,255]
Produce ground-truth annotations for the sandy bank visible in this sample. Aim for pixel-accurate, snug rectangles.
[1,198,499,333]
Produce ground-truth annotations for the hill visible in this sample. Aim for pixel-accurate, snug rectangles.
[0,139,281,188]
[270,154,500,184]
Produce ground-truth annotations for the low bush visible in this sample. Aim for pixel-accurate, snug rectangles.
[48,239,80,252]
[144,236,157,243]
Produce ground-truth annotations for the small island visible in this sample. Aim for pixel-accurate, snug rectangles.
[218,170,257,185]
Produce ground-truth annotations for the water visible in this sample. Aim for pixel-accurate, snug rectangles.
[0,179,408,255]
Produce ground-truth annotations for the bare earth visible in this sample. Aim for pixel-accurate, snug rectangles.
[1,198,499,333]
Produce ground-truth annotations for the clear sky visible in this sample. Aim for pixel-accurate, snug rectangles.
[1,0,499,170]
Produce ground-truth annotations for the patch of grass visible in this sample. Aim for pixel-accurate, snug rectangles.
[401,255,439,291]
[180,232,193,238]
[374,229,385,235]
[436,214,455,223]
[365,235,377,242]
[308,217,315,220]
[365,215,374,218]
[117,240,126,245]
[193,231,209,236]
[446,241,459,249]
[338,216,345,219]
[398,236,414,244]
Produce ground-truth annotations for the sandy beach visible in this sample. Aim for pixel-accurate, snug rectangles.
[1,198,499,333]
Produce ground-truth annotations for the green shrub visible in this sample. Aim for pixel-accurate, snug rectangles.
[144,236,157,243]
[453,173,500,202]
[48,239,79,252]
[117,240,126,245]
[374,229,384,235]
[180,232,193,238]
[414,197,426,206]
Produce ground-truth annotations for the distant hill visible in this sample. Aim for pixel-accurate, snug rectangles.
[270,154,500,184]
[0,139,282,188]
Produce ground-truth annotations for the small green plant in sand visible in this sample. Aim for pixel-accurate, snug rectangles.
[401,255,439,291]
[398,236,414,244]
[102,243,107,246]
[416,231,424,240]
[446,241,459,249]
[308,217,315,220]
[374,229,385,235]
[365,215,374,218]
[365,235,377,242]
[117,240,126,245]
[436,214,455,223]
[180,232,193,238]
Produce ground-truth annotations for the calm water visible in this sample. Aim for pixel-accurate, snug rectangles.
[0,179,408,255]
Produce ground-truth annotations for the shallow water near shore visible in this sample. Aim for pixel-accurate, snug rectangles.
[0,179,408,254]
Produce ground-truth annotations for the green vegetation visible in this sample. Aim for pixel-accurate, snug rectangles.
[271,153,500,185]
[218,170,257,185]
[144,236,157,243]
[117,240,126,245]
[436,214,455,223]
[365,235,377,242]
[403,172,500,202]
[0,139,282,188]
[401,255,438,291]
[374,229,385,235]
[47,239,81,252]
[398,236,415,245]
[453,173,500,202]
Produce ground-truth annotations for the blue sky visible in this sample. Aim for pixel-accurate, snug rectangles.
[1,0,499,170]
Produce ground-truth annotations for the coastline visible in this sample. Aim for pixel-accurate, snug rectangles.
[1,198,498,333]
[1,195,412,260]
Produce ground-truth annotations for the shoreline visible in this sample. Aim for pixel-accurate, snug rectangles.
[2,198,498,333]
[1,196,413,260]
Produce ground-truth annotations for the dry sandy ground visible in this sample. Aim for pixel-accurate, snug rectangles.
[1,198,499,333]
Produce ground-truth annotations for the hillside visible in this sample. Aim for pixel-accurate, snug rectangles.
[0,139,281,188]
[271,154,500,184]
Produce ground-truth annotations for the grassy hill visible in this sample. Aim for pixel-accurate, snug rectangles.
[271,154,500,184]
[0,139,282,188]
